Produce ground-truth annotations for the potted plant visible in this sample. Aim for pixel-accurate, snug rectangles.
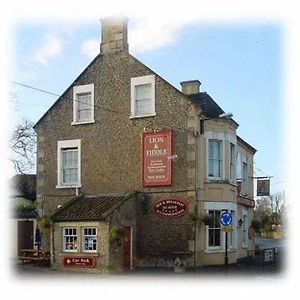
[109,226,124,245]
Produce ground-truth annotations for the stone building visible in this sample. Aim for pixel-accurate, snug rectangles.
[34,16,256,273]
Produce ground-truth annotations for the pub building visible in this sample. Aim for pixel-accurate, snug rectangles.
[34,16,256,273]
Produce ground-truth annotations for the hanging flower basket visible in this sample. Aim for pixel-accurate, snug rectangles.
[201,214,214,226]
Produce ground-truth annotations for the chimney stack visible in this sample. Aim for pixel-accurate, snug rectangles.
[100,16,129,54]
[180,80,201,95]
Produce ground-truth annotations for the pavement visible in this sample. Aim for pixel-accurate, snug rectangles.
[12,237,287,279]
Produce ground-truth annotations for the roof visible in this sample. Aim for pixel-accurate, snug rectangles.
[33,54,102,129]
[188,92,224,118]
[237,135,257,154]
[188,92,239,127]
[51,193,135,222]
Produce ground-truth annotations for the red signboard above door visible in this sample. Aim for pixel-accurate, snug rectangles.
[142,130,172,186]
[61,256,96,268]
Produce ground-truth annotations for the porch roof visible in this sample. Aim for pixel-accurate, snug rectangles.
[51,193,135,222]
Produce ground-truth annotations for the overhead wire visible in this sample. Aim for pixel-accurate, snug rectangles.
[11,80,192,134]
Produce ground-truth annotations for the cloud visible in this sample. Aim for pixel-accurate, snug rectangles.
[129,16,200,55]
[33,33,63,65]
[81,39,99,59]
[79,16,201,58]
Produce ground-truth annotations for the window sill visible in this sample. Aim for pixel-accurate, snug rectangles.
[60,252,99,257]
[130,113,156,119]
[71,120,95,126]
[205,248,237,254]
[56,184,81,189]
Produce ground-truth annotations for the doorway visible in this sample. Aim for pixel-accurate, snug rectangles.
[123,226,132,271]
[17,220,34,255]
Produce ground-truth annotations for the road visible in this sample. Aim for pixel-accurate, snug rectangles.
[254,236,286,250]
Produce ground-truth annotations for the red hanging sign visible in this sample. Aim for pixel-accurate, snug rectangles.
[142,130,172,186]
[61,256,96,268]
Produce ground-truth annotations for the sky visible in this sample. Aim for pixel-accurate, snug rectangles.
[10,16,284,194]
[2,0,300,296]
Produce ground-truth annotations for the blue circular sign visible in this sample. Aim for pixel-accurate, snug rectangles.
[220,211,232,226]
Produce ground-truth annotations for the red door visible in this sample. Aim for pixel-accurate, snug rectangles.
[123,226,132,271]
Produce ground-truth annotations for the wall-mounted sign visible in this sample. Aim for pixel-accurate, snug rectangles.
[142,130,172,186]
[154,198,188,219]
[61,256,96,268]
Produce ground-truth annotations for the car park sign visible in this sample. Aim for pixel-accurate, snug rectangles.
[220,211,232,226]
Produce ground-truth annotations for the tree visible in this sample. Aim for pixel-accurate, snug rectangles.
[254,191,286,231]
[10,119,36,174]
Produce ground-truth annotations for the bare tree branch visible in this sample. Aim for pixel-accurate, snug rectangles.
[10,119,36,174]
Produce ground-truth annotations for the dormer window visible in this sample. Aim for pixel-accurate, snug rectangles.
[130,75,156,118]
[72,84,95,125]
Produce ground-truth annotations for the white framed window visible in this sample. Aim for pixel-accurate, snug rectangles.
[204,202,237,252]
[229,143,236,182]
[72,84,95,124]
[82,227,97,253]
[242,159,248,195]
[242,210,248,247]
[63,227,78,252]
[208,210,221,248]
[208,139,223,179]
[57,140,81,188]
[130,75,155,118]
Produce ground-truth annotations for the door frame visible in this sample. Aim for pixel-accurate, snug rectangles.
[123,225,133,271]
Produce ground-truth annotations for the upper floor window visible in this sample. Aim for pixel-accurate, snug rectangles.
[208,139,223,179]
[242,161,248,195]
[130,75,155,118]
[73,84,95,124]
[229,143,236,182]
[57,139,81,188]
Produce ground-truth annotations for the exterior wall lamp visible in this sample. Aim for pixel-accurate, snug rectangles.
[238,218,243,227]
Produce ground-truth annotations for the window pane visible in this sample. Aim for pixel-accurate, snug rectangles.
[208,140,222,177]
[63,227,77,251]
[82,227,97,252]
[135,84,152,115]
[77,92,92,121]
[61,148,78,184]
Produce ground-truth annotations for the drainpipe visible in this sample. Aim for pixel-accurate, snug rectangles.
[51,221,55,263]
